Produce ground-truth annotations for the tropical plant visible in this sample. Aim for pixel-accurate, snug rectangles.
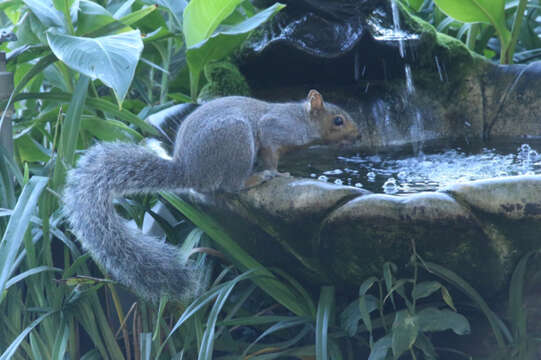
[340,247,471,360]
[402,0,541,64]
[0,0,284,358]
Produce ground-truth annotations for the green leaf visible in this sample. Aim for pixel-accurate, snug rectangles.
[433,0,505,24]
[183,0,244,47]
[184,2,284,97]
[359,294,377,335]
[391,310,419,358]
[359,276,378,296]
[417,307,471,335]
[14,134,51,162]
[76,1,116,35]
[242,318,310,357]
[51,322,70,360]
[140,333,152,360]
[340,295,377,336]
[0,176,48,300]
[143,0,187,31]
[77,1,158,37]
[433,0,511,50]
[509,251,536,342]
[46,30,144,105]
[0,311,55,360]
[423,261,507,347]
[81,115,143,142]
[199,283,240,360]
[158,270,256,358]
[316,286,334,360]
[441,286,456,311]
[5,266,60,289]
[58,74,90,167]
[13,92,157,135]
[412,281,441,301]
[160,192,311,317]
[405,0,424,12]
[368,334,392,360]
[414,333,437,360]
[22,0,64,28]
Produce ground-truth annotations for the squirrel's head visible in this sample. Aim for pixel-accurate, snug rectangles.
[305,90,360,145]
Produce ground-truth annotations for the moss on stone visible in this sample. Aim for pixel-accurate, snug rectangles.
[198,61,252,102]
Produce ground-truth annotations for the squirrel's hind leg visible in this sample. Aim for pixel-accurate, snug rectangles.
[182,117,256,192]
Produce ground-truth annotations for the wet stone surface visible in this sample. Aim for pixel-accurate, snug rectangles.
[181,172,541,296]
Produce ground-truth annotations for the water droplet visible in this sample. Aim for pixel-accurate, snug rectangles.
[323,169,343,175]
[382,177,399,194]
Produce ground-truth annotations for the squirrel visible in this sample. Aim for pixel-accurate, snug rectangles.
[63,90,359,302]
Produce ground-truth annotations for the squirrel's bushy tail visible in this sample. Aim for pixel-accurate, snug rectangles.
[63,142,200,302]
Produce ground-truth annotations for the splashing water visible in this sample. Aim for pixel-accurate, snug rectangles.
[300,143,541,195]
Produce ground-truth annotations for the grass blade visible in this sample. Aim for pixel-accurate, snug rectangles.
[51,322,70,360]
[12,92,157,135]
[509,250,536,352]
[0,311,55,360]
[58,75,90,166]
[161,192,311,317]
[316,286,334,360]
[0,176,48,298]
[5,266,61,290]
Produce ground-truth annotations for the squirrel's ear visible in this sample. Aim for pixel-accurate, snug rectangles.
[307,89,324,112]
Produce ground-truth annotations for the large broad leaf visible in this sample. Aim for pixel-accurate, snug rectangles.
[77,1,157,37]
[22,0,64,28]
[46,30,144,105]
[142,0,187,31]
[417,308,471,335]
[185,3,284,97]
[183,0,244,48]
[433,0,510,45]
[76,1,116,35]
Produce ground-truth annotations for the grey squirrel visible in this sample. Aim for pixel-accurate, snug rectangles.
[63,90,359,302]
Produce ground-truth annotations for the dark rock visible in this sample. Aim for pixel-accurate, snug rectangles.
[318,192,503,293]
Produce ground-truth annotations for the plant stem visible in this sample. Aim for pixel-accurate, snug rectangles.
[466,23,479,50]
[505,0,528,64]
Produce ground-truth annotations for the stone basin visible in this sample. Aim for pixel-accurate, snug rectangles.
[176,173,541,295]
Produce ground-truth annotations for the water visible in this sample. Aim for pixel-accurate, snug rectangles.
[281,140,541,195]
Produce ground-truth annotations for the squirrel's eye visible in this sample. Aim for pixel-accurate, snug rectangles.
[333,116,344,126]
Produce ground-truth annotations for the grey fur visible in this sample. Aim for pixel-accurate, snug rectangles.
[63,93,358,302]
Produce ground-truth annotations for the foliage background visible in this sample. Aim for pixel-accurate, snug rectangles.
[0,0,540,359]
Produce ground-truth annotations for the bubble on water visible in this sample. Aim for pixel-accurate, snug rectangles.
[318,175,329,182]
[344,167,359,174]
[334,179,343,185]
[367,155,382,163]
[324,169,343,175]
[367,171,376,182]
[310,173,317,178]
[382,177,399,194]
[354,182,363,188]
